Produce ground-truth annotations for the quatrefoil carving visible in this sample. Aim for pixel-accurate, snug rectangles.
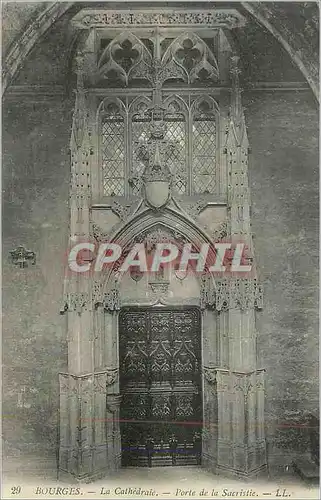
[98,32,153,85]
[162,33,219,84]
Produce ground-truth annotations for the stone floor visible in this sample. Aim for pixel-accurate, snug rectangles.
[2,455,319,500]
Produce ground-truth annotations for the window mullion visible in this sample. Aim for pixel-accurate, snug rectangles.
[125,105,130,197]
[188,103,193,195]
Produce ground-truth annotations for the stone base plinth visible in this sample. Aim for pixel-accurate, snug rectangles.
[58,372,121,481]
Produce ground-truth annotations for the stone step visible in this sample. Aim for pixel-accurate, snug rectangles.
[292,456,319,484]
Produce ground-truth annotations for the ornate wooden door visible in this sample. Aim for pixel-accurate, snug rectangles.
[119,307,202,467]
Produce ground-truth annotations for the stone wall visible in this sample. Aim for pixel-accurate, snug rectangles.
[2,90,318,468]
[244,90,319,464]
[2,98,72,456]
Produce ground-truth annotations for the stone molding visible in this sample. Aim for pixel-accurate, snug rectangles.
[60,370,119,394]
[71,9,247,29]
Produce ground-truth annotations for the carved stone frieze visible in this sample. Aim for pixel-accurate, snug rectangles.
[201,368,265,399]
[72,9,247,30]
[60,371,120,395]
[200,276,263,311]
[229,279,263,311]
[63,292,89,314]
[149,280,170,298]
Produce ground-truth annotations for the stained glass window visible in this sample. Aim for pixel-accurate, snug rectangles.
[101,103,125,196]
[164,113,186,194]
[192,100,217,194]
[100,97,217,197]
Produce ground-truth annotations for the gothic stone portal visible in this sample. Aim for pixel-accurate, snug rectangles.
[119,307,202,467]
[59,6,267,483]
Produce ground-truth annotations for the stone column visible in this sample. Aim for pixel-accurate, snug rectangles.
[104,308,121,471]
[214,55,267,478]
[202,308,218,469]
[58,52,116,482]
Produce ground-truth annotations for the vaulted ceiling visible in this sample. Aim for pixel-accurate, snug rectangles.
[2,1,319,99]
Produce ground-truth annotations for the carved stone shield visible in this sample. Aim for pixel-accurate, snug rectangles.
[144,180,170,209]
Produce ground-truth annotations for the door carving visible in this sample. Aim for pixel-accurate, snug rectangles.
[119,307,202,467]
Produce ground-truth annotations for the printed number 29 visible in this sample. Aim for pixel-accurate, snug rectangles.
[11,487,21,494]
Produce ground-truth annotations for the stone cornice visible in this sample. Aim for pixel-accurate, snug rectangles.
[3,82,311,103]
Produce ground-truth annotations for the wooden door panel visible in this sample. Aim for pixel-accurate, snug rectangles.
[119,307,202,467]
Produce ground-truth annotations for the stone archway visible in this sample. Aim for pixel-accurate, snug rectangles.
[59,213,266,481]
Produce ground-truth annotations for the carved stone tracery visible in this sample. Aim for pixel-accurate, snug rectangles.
[98,32,153,85]
[162,33,219,84]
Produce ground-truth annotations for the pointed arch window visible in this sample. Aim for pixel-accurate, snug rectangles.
[100,100,126,197]
[192,98,218,194]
